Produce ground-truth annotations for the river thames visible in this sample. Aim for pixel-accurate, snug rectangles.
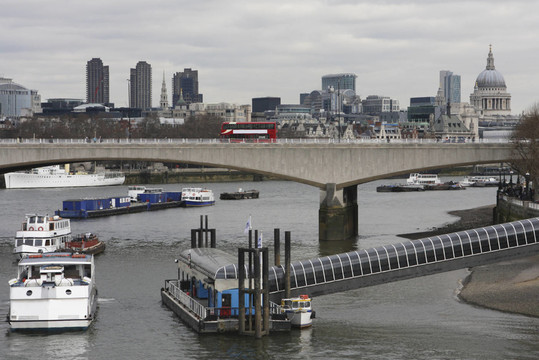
[1,179,538,359]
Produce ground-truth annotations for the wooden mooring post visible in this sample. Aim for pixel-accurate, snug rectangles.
[238,238,270,338]
[190,215,216,248]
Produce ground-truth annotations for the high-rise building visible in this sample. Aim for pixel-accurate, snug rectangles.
[362,95,399,114]
[172,68,203,106]
[130,61,152,110]
[321,73,357,92]
[86,58,109,104]
[439,70,461,104]
[252,97,281,113]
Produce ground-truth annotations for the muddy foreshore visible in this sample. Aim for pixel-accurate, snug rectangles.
[399,205,539,318]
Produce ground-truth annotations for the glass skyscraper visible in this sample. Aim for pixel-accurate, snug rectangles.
[439,70,461,104]
[321,73,357,92]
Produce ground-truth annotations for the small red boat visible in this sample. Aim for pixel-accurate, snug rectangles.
[65,232,105,255]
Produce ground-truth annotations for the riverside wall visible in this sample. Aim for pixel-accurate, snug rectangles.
[494,194,539,223]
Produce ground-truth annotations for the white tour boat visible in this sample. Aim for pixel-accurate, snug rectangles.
[7,252,97,331]
[13,214,71,258]
[4,164,125,189]
[181,188,215,207]
[459,175,499,187]
[281,294,314,328]
[406,173,443,186]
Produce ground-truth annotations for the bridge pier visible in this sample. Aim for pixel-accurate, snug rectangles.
[319,183,358,241]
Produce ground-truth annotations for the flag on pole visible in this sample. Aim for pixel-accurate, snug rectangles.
[244,215,251,234]
[258,232,263,248]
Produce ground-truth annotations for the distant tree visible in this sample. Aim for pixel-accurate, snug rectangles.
[511,104,539,198]
[180,114,223,139]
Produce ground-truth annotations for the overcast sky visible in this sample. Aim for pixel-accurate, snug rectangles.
[2,0,537,114]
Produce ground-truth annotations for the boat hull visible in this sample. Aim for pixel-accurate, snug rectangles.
[4,172,125,189]
[285,310,313,328]
[182,201,215,207]
[9,318,94,331]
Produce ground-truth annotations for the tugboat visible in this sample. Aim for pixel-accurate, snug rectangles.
[64,233,105,255]
[281,294,314,328]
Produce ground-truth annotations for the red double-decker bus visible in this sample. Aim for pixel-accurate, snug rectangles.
[220,122,277,142]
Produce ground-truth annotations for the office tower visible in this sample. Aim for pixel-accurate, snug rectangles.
[321,73,357,92]
[130,61,152,110]
[439,70,461,104]
[252,97,281,113]
[86,58,109,104]
[172,68,203,106]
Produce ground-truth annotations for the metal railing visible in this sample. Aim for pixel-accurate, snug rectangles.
[165,279,207,319]
[499,194,539,210]
[164,279,283,321]
[0,137,512,145]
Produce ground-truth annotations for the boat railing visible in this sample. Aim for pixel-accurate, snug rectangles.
[164,279,285,320]
[165,279,207,319]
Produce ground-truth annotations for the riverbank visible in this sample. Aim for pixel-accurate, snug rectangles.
[399,205,539,318]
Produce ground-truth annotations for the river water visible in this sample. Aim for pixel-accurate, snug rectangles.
[1,179,538,360]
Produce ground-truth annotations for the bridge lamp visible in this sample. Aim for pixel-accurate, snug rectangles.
[525,172,530,199]
[510,170,513,184]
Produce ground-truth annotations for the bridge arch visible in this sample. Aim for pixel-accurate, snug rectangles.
[0,140,516,240]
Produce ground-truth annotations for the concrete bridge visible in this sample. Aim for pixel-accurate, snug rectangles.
[0,139,515,240]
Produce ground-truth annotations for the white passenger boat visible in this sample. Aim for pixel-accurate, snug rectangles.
[406,173,443,186]
[13,214,71,258]
[181,188,215,207]
[4,164,125,189]
[281,295,314,328]
[7,252,97,331]
[459,176,499,187]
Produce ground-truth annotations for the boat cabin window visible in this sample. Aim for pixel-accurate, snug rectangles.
[63,265,80,279]
[24,239,33,246]
[34,239,42,246]
[29,216,37,223]
[45,239,51,246]
[282,300,292,309]
[292,302,299,309]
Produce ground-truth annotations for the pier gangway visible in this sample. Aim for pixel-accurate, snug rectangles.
[212,218,539,302]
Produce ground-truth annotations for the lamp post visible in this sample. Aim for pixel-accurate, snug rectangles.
[525,172,530,200]
[327,86,335,140]
[337,81,341,143]
[509,170,513,185]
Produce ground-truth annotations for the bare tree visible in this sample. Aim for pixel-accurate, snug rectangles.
[180,114,223,139]
[511,104,539,198]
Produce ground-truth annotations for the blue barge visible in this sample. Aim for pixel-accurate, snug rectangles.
[56,191,183,219]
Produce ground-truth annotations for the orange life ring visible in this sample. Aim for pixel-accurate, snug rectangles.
[29,226,34,231]
[38,226,44,231]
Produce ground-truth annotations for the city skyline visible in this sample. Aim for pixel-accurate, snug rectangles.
[2,1,538,114]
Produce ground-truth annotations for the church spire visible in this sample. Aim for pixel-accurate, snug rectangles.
[160,71,169,109]
[486,44,495,70]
